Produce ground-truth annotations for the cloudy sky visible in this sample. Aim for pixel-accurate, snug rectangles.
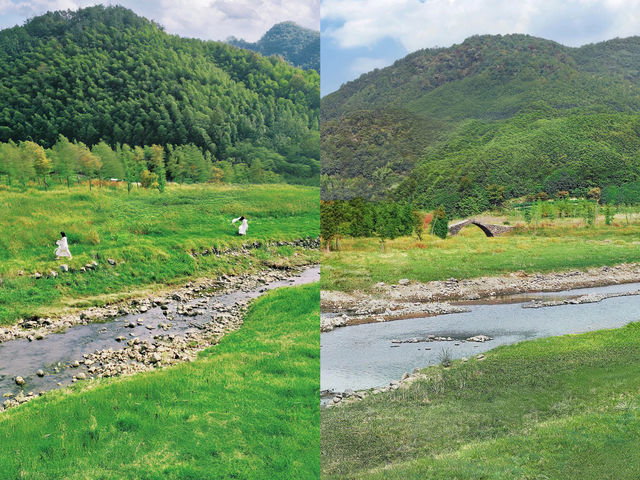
[322,0,640,96]
[0,0,319,42]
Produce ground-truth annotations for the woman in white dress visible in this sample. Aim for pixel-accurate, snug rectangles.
[232,216,248,236]
[55,232,72,259]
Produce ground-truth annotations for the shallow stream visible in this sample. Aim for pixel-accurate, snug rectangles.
[0,266,319,399]
[321,281,640,393]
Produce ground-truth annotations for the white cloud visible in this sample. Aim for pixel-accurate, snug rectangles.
[0,0,320,41]
[322,0,640,51]
[156,0,320,41]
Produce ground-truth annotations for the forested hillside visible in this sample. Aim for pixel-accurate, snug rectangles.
[227,22,320,72]
[321,34,640,210]
[0,6,319,185]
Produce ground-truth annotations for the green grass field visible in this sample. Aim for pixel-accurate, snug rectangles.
[0,283,319,479]
[322,218,640,292]
[0,183,319,325]
[321,322,640,479]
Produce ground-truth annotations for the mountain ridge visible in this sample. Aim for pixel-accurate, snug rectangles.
[227,21,320,72]
[0,5,320,184]
[321,33,640,207]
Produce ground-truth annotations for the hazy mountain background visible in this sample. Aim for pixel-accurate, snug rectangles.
[227,21,320,72]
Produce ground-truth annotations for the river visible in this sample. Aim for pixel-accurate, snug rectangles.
[0,266,319,402]
[321,281,640,393]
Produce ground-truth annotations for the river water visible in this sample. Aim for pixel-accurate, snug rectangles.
[321,281,640,393]
[0,266,319,400]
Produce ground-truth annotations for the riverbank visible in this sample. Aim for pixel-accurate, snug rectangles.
[321,261,640,331]
[0,183,319,326]
[0,283,320,479]
[0,265,318,411]
[321,322,640,479]
[322,222,640,294]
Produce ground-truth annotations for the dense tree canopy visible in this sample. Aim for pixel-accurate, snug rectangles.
[227,22,320,72]
[0,5,319,185]
[321,33,640,209]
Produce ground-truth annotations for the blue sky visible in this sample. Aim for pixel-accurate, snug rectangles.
[0,0,319,42]
[322,0,640,96]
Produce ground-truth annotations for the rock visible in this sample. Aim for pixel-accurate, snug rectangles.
[36,369,44,377]
[17,270,24,276]
[33,272,42,279]
[115,336,126,342]
[398,278,410,286]
[75,372,87,380]
[59,264,69,272]
[15,376,25,386]
[467,335,492,343]
[150,353,162,363]
[107,258,116,265]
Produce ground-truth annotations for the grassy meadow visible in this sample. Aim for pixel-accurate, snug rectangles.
[322,209,640,292]
[0,183,319,325]
[322,321,640,479]
[0,283,319,479]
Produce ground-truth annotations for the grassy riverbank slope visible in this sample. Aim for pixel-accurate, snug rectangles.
[322,215,640,292]
[322,321,640,479]
[0,283,319,479]
[0,183,319,325]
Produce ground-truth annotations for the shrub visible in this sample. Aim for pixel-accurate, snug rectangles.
[431,206,448,239]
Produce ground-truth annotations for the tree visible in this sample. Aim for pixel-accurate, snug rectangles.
[145,145,166,192]
[486,184,505,207]
[216,160,235,183]
[605,205,614,225]
[320,201,349,251]
[374,202,405,250]
[140,169,159,189]
[21,141,51,189]
[50,135,76,187]
[76,143,102,190]
[167,144,210,183]
[248,158,265,183]
[92,141,124,181]
[431,205,449,239]
[0,141,22,185]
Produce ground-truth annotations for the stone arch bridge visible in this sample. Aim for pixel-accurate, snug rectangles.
[448,219,514,237]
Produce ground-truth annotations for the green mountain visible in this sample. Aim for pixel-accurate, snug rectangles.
[0,6,319,184]
[321,34,640,212]
[227,21,320,72]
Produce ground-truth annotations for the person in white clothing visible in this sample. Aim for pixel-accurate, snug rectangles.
[232,216,248,235]
[55,231,72,259]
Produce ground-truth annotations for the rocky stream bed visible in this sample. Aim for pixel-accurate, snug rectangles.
[0,264,319,411]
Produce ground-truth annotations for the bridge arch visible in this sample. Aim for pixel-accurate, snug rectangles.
[448,219,513,237]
